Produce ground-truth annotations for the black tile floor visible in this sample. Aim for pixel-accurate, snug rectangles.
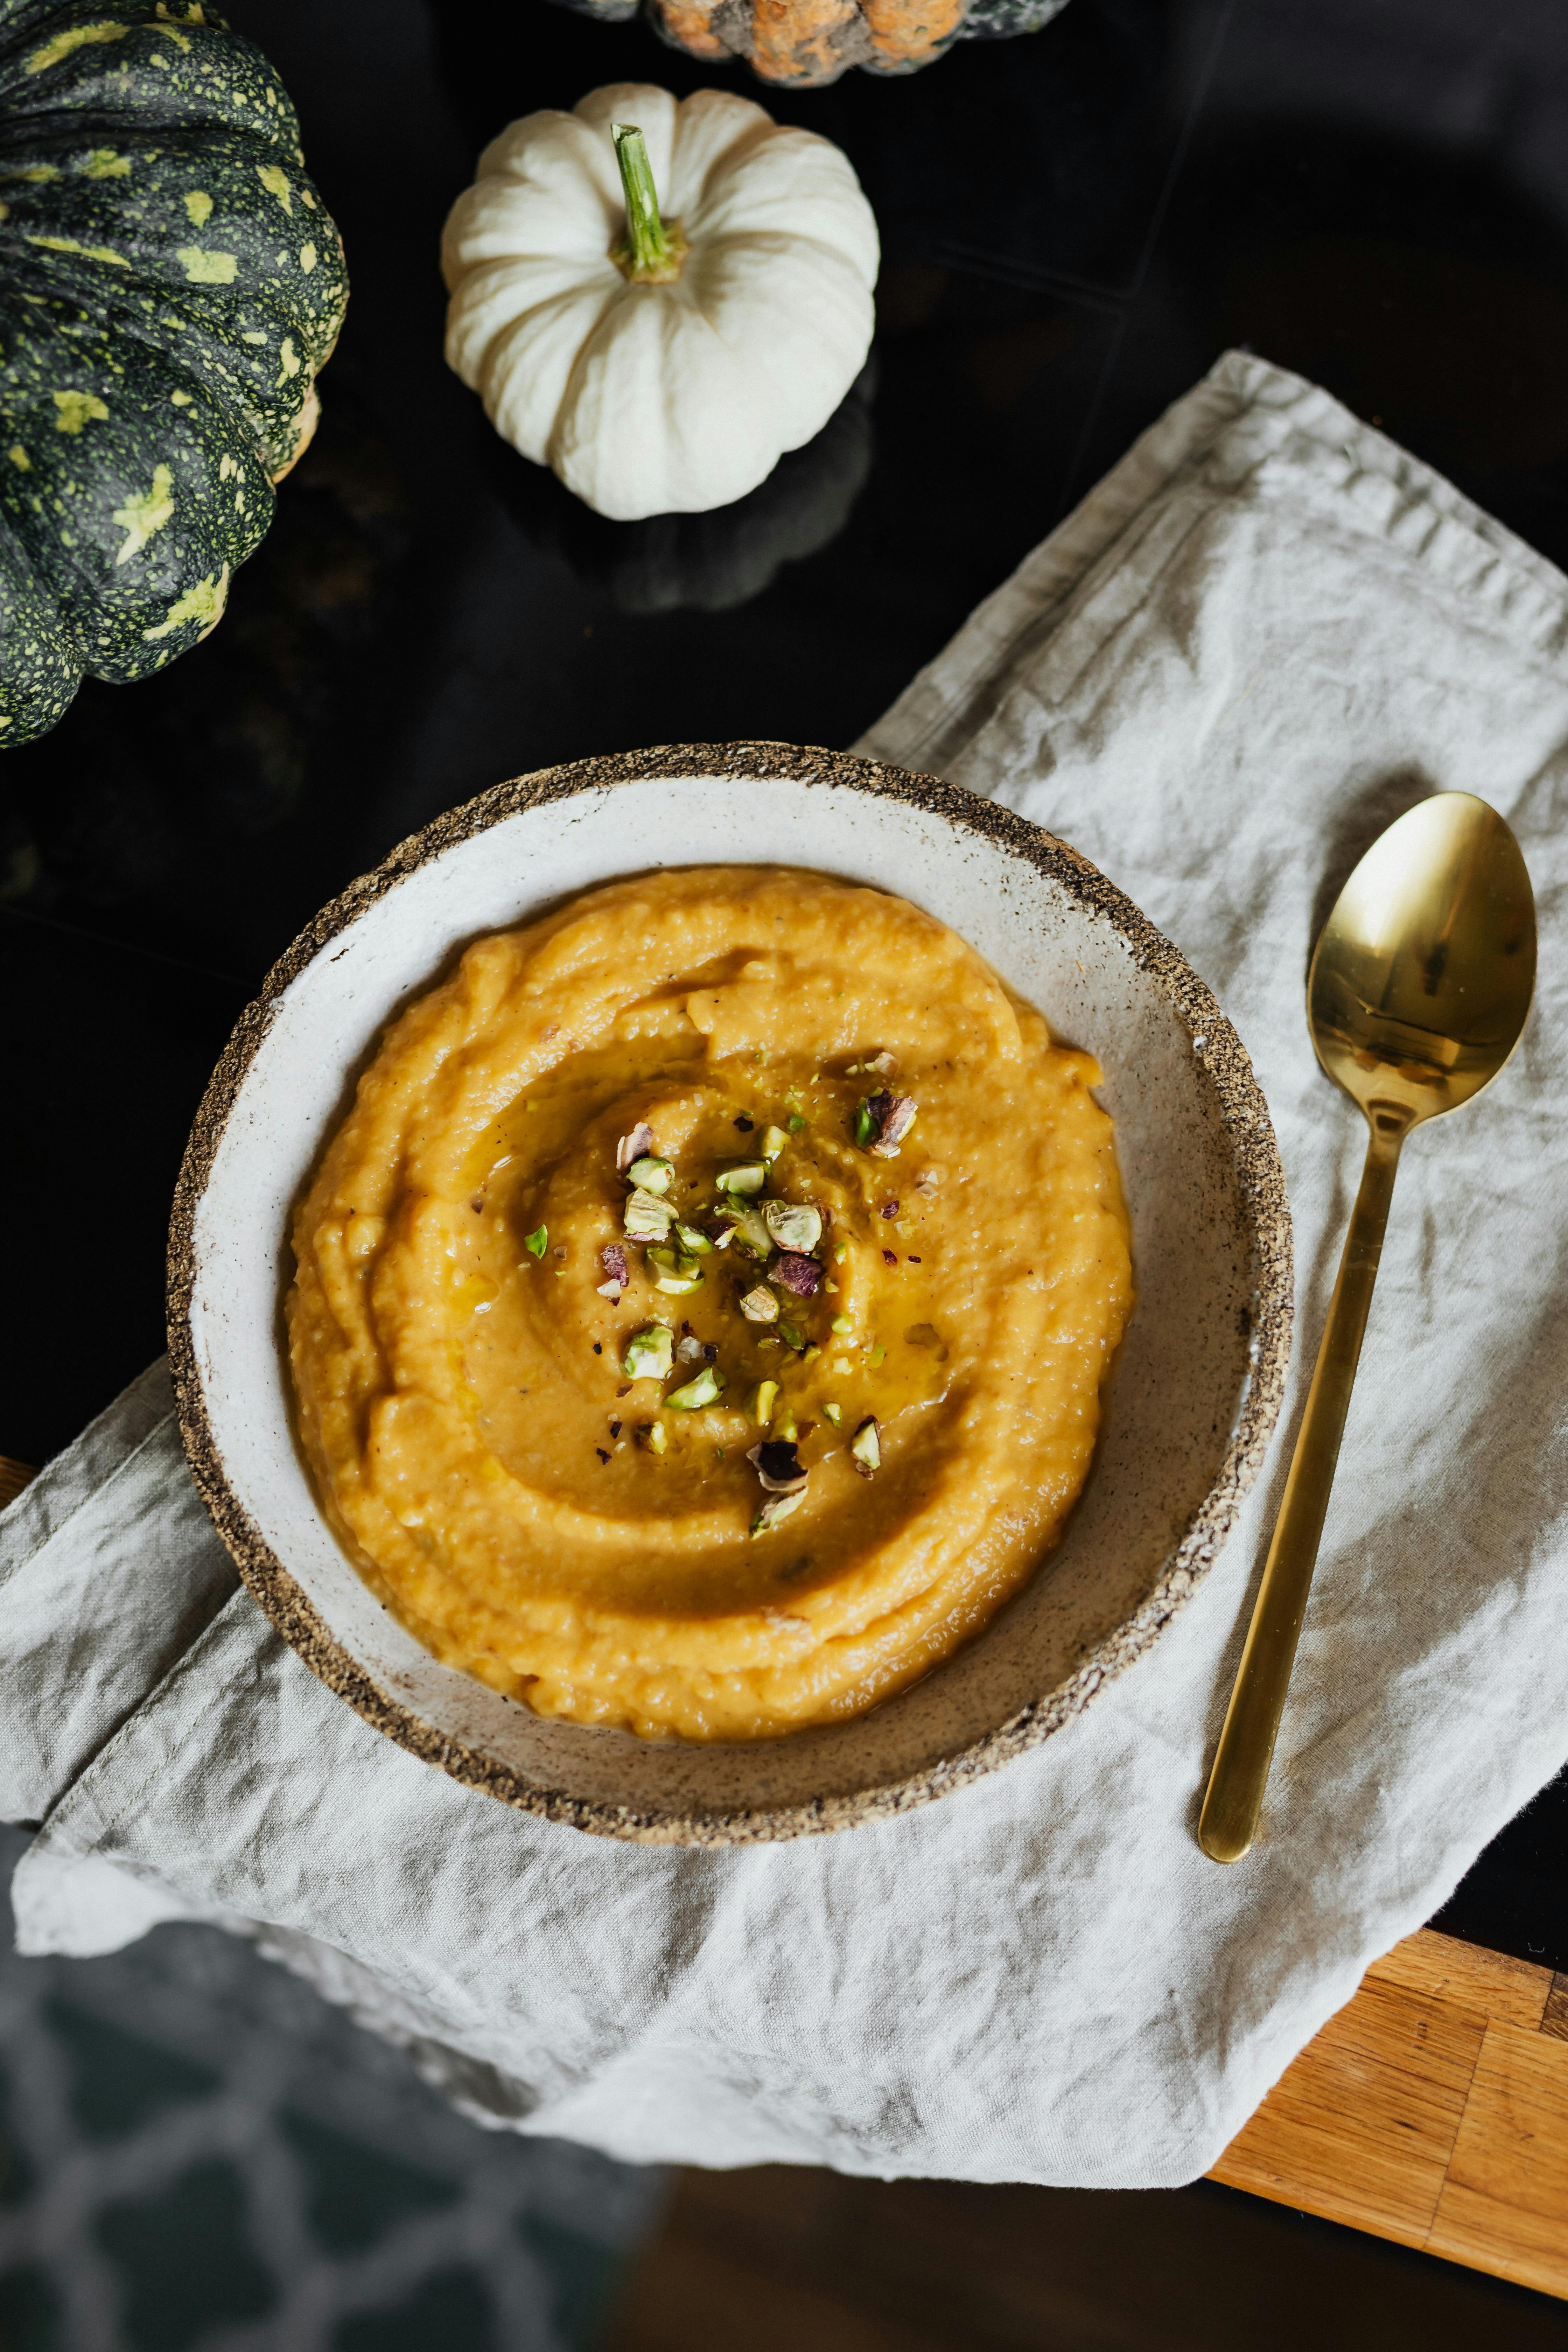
[4,0,1568,2336]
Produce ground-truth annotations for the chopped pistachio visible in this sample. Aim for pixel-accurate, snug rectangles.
[677,1334,706,1363]
[751,1490,805,1536]
[747,1379,779,1426]
[822,1401,843,1427]
[760,1125,790,1162]
[748,1438,807,1493]
[666,1364,727,1409]
[866,1051,901,1079]
[674,1221,714,1254]
[615,1122,654,1173]
[718,1203,773,1259]
[763,1199,821,1253]
[599,1243,629,1292]
[775,1416,798,1444]
[626,1155,674,1195]
[834,1241,848,1264]
[787,1113,806,1134]
[801,1345,821,1365]
[740,1284,779,1324]
[524,1225,548,1259]
[831,1313,854,1335]
[623,1188,675,1242]
[715,1161,767,1195]
[778,1321,805,1352]
[648,1246,704,1296]
[871,1344,887,1367]
[771,1251,821,1298]
[850,1416,881,1476]
[622,1322,674,1380]
[868,1094,918,1159]
[635,1419,667,1455]
[853,1100,875,1147]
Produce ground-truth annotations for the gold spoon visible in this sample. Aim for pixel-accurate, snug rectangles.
[1199,792,1536,1864]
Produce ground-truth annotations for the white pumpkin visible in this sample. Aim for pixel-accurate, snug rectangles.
[441,83,879,523]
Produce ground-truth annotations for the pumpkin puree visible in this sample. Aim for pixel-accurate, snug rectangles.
[287,867,1133,1742]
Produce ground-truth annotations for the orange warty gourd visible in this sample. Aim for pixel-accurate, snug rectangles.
[557,0,1070,89]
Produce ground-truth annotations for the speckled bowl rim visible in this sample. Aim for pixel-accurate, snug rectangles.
[168,742,1293,1845]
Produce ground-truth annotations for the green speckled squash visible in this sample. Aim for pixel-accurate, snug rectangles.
[0,0,348,745]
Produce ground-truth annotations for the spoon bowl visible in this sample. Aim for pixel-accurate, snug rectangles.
[1310,792,1536,1133]
[1199,792,1536,1864]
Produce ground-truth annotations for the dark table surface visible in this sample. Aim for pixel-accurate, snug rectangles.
[4,0,1567,1969]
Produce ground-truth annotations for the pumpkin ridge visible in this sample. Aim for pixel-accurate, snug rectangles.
[0,0,346,740]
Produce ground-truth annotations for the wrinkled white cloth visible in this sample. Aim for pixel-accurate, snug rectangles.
[6,350,1568,2187]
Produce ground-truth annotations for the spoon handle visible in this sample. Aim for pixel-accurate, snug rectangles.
[1198,1118,1405,1863]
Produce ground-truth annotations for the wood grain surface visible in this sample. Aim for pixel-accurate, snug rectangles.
[1211,1927,1568,2297]
[0,1454,34,1510]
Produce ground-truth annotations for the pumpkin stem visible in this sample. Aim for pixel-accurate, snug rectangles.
[610,122,688,286]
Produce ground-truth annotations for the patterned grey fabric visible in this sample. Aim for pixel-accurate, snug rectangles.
[0,1832,664,2352]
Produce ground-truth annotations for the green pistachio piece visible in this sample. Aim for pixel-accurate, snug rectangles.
[626,1155,674,1195]
[719,1204,774,1259]
[801,1345,821,1366]
[760,1125,790,1162]
[850,1416,881,1475]
[776,1416,798,1442]
[622,1322,674,1381]
[778,1321,805,1352]
[822,1401,843,1427]
[666,1365,727,1409]
[740,1285,779,1324]
[751,1489,805,1536]
[747,1379,779,1426]
[715,1162,767,1195]
[833,1242,848,1265]
[648,1246,705,1296]
[763,1199,822,1253]
[831,1313,854,1335]
[636,1420,667,1455]
[623,1188,674,1242]
[674,1222,714,1254]
[853,1100,875,1147]
[524,1225,548,1259]
[787,1114,806,1134]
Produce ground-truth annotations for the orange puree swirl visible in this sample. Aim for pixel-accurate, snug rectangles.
[287,866,1133,1742]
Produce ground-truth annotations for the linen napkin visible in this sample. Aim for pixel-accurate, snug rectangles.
[6,349,1568,2189]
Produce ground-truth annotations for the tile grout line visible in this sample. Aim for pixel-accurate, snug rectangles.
[0,899,249,992]
[1126,0,1243,304]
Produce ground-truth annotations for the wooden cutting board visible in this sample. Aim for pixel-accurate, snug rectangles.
[1210,1926,1568,2296]
[1,1446,1563,2294]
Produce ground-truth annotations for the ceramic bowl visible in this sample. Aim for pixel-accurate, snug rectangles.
[169,744,1292,1843]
